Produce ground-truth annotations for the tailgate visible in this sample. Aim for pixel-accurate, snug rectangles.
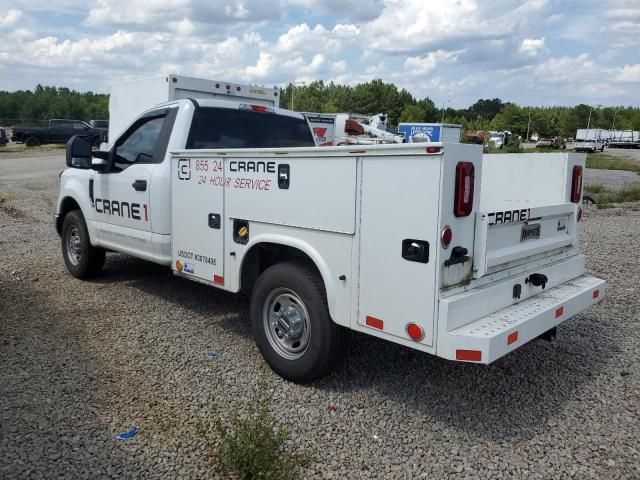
[472,203,578,278]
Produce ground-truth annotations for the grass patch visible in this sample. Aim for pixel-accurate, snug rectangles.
[204,377,309,480]
[585,184,640,209]
[586,153,640,173]
[585,184,606,194]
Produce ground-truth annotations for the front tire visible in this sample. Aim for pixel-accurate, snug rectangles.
[61,210,105,279]
[250,261,347,383]
[25,136,40,147]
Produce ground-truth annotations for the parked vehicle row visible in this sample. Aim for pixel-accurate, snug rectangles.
[12,119,105,147]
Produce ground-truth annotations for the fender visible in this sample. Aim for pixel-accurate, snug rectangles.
[236,233,348,326]
[57,170,99,246]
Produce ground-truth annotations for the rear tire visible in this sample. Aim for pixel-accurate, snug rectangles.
[61,210,105,279]
[250,261,347,383]
[25,136,40,147]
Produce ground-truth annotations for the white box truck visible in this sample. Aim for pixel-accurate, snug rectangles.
[57,96,605,383]
[108,74,280,145]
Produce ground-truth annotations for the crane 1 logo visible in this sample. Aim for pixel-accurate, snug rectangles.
[178,158,191,180]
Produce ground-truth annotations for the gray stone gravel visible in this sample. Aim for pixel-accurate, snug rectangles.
[1,154,639,479]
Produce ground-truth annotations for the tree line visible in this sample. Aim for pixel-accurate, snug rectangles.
[0,85,109,126]
[2,81,639,138]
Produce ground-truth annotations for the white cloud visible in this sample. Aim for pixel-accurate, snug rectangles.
[617,64,640,82]
[404,50,460,76]
[519,37,546,57]
[0,9,23,29]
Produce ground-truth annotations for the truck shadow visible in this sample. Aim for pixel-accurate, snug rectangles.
[318,313,617,442]
[94,253,253,338]
[96,253,617,443]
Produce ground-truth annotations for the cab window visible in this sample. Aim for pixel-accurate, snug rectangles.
[114,116,165,167]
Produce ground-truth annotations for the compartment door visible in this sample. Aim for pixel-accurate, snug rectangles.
[357,156,440,346]
[171,157,225,286]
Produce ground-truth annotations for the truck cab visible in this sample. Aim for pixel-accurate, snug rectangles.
[56,99,316,265]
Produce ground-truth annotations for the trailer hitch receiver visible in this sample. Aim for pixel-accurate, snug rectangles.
[526,273,548,289]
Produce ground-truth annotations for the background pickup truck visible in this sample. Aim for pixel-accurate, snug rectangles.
[12,119,103,147]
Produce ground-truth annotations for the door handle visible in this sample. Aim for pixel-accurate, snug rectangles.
[132,180,147,191]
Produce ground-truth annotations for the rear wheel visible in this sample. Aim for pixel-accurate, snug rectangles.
[61,210,105,279]
[250,261,347,383]
[25,136,40,147]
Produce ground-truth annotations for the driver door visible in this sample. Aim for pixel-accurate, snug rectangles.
[92,111,168,257]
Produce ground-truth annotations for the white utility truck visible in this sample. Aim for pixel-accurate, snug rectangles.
[57,97,605,383]
[575,128,606,152]
[108,75,279,145]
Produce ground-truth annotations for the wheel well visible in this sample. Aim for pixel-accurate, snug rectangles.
[56,197,81,234]
[240,243,324,294]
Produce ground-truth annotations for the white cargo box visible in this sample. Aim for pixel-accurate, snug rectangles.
[169,145,604,365]
[109,74,279,144]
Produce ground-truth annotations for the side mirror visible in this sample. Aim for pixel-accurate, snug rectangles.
[66,135,93,169]
[91,150,109,172]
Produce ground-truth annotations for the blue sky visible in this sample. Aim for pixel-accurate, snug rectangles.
[0,0,638,108]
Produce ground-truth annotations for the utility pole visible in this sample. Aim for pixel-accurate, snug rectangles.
[440,98,450,123]
[586,104,602,139]
[526,111,531,142]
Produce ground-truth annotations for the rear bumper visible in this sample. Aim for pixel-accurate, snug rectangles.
[438,275,606,364]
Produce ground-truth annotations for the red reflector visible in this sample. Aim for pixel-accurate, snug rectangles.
[214,275,224,285]
[426,146,441,154]
[456,349,482,361]
[406,323,424,341]
[441,225,452,248]
[251,105,267,112]
[555,306,564,318]
[454,162,475,217]
[365,315,384,330]
[593,289,599,299]
[507,331,518,345]
[571,165,583,203]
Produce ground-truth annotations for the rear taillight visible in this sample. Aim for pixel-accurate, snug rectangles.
[571,165,583,203]
[454,162,475,217]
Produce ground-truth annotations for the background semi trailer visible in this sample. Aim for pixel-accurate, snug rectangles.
[58,96,605,382]
[108,74,280,145]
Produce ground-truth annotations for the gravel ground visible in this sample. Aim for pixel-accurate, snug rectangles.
[1,154,639,479]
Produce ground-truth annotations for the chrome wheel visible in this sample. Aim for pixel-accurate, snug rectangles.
[263,288,311,360]
[66,225,82,266]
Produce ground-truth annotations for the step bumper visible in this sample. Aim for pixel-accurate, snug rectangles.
[438,275,606,364]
